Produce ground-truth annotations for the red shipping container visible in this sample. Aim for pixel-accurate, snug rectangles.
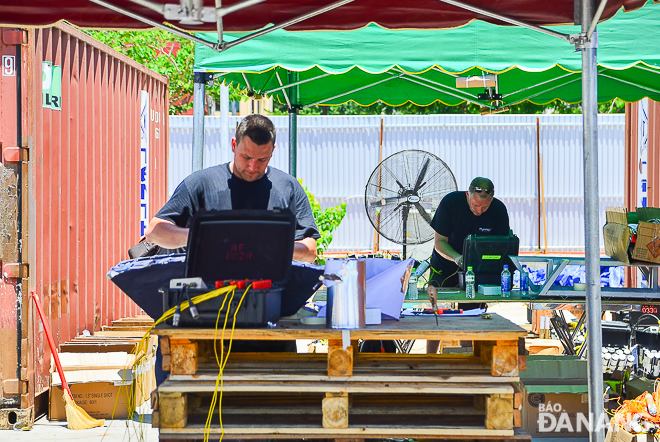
[0,23,169,420]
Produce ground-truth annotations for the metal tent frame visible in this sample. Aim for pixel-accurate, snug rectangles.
[86,1,612,439]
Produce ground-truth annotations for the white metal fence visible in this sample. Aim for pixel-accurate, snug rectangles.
[169,114,625,254]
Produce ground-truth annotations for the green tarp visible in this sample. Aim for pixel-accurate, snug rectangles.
[194,1,660,109]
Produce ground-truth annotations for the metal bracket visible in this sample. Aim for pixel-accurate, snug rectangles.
[570,32,598,51]
[193,71,215,84]
[3,262,29,279]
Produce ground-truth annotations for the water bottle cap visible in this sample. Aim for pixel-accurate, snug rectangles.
[522,264,527,269]
[467,266,473,271]
[503,265,508,269]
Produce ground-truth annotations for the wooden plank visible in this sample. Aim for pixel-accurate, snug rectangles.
[492,342,519,377]
[152,315,526,341]
[170,340,198,375]
[323,392,349,429]
[170,372,518,385]
[486,394,514,430]
[59,342,137,353]
[159,426,514,437]
[159,392,187,428]
[328,343,353,377]
[157,380,514,395]
[93,330,148,338]
[160,336,170,355]
[162,354,171,372]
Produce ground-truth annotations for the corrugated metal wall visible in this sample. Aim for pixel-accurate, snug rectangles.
[0,23,169,410]
[170,114,625,253]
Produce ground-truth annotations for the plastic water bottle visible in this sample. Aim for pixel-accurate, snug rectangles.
[520,265,529,298]
[465,266,475,299]
[501,265,511,298]
[407,274,419,300]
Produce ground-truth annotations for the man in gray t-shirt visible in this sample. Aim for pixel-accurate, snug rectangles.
[145,114,320,263]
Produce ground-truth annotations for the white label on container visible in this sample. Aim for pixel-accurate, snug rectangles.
[2,55,15,76]
[140,91,150,237]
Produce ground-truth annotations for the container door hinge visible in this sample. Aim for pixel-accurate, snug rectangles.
[2,262,29,279]
[0,143,29,163]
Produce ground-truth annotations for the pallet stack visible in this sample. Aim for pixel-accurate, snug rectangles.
[152,315,531,441]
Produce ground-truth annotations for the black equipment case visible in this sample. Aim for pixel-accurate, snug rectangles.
[162,209,296,328]
[458,232,520,289]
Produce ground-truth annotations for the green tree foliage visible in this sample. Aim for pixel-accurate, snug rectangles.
[83,29,244,114]
[300,181,347,264]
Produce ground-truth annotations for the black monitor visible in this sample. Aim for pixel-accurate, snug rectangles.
[459,232,520,287]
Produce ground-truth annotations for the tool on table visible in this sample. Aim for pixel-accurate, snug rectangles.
[427,285,439,325]
[481,313,493,320]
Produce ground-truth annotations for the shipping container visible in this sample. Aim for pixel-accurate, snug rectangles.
[624,99,660,287]
[0,23,169,422]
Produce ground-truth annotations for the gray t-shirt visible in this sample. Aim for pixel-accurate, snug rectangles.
[156,163,320,241]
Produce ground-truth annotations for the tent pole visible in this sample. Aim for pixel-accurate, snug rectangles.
[289,107,298,177]
[581,1,604,440]
[193,71,211,173]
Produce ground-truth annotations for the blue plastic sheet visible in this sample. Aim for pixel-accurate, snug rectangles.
[513,265,624,288]
[107,254,323,320]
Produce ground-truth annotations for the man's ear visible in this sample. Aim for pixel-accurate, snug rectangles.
[231,137,237,152]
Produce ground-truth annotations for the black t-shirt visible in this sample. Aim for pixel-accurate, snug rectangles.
[429,191,509,288]
[156,163,321,242]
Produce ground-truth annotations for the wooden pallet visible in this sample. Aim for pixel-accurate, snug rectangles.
[153,314,527,441]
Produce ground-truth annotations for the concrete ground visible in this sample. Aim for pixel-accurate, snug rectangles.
[8,415,158,442]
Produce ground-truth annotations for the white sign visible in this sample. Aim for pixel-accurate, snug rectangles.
[140,91,150,236]
[42,61,62,110]
[2,55,15,76]
[638,98,648,208]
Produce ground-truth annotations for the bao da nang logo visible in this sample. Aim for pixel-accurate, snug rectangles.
[536,401,609,433]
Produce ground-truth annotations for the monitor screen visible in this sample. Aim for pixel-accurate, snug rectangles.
[462,233,520,276]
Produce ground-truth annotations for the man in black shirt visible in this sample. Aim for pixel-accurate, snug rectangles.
[145,114,320,262]
[429,177,510,288]
[426,177,509,354]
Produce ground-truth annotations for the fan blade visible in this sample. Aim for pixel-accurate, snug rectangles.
[414,202,433,224]
[413,157,430,193]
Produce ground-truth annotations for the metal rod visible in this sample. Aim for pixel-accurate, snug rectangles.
[587,0,609,40]
[434,0,571,42]
[15,38,23,396]
[537,118,541,250]
[289,108,298,177]
[302,74,403,108]
[87,0,219,50]
[220,82,229,154]
[275,71,292,109]
[581,0,604,434]
[192,72,207,172]
[502,71,579,98]
[390,71,491,109]
[391,68,486,105]
[505,76,583,107]
[633,64,660,76]
[222,0,357,52]
[215,0,223,45]
[264,72,332,95]
[599,73,660,96]
[431,66,460,78]
[241,72,254,94]
[126,0,165,13]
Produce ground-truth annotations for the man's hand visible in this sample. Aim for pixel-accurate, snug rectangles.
[145,217,189,249]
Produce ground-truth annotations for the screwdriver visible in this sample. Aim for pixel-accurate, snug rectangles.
[427,285,439,326]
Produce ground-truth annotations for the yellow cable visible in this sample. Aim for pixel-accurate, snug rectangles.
[204,285,251,442]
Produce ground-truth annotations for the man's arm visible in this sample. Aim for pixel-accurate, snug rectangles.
[145,217,189,249]
[434,232,463,269]
[293,237,317,263]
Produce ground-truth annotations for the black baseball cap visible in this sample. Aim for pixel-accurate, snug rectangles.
[469,177,494,195]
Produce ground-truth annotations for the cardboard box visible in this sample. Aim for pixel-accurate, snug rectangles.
[603,207,632,264]
[520,355,589,437]
[49,369,133,420]
[604,206,660,264]
[49,352,135,421]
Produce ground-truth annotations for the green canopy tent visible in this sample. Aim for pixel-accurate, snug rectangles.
[195,1,660,111]
[192,4,657,438]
